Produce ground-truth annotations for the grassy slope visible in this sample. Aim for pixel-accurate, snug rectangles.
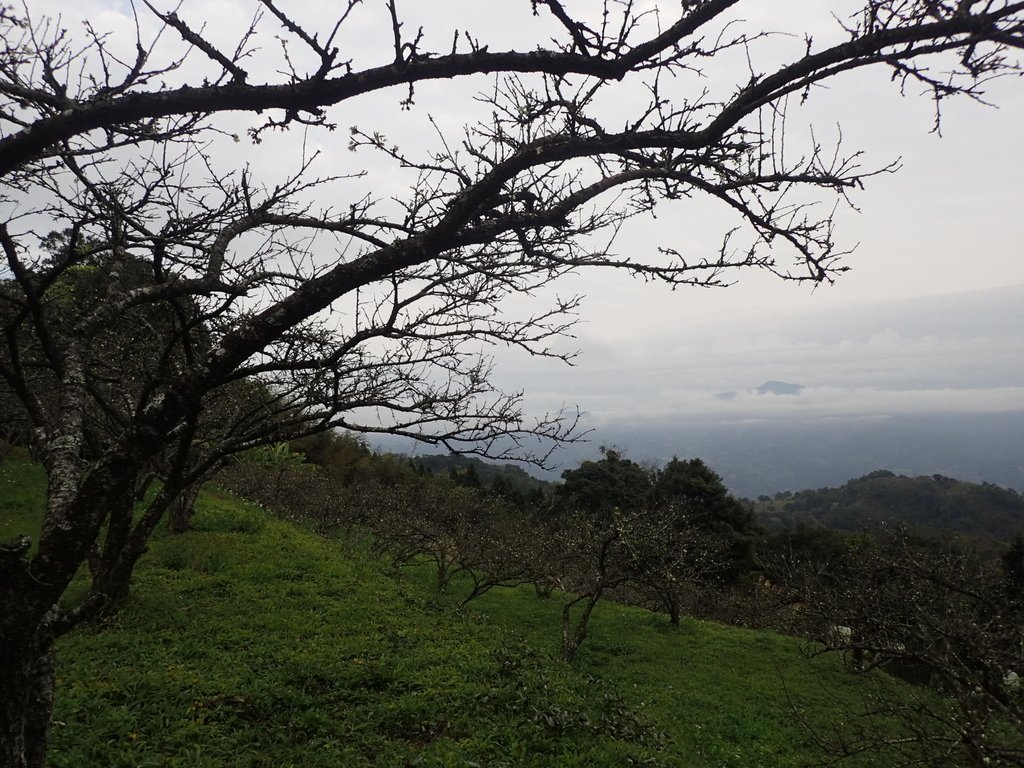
[1,459,890,767]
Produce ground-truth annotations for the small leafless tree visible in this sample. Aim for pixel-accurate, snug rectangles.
[2,2,1023,766]
[530,505,730,661]
[531,509,635,663]
[620,511,731,627]
[362,481,535,604]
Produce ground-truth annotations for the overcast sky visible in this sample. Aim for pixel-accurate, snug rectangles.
[28,0,1024,461]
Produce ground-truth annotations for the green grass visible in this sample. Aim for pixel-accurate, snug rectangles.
[0,458,901,767]
[0,450,46,547]
[418,573,898,768]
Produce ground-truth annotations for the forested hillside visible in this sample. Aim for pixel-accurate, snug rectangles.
[756,470,1024,541]
[408,454,551,495]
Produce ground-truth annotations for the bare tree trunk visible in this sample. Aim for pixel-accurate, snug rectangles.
[533,578,555,598]
[88,484,180,607]
[167,482,201,534]
[0,594,56,768]
[668,599,681,628]
[561,591,602,663]
[436,554,450,593]
[0,441,142,764]
[0,459,180,768]
[0,636,55,768]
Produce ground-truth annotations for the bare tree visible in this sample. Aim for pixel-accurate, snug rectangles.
[361,481,535,604]
[530,505,728,661]
[1,2,1023,766]
[529,509,637,663]
[621,511,732,627]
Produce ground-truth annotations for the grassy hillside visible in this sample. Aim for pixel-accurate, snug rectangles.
[1,458,899,767]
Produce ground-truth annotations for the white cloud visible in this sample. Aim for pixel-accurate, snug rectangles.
[503,285,1024,424]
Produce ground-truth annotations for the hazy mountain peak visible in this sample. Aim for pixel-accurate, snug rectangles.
[754,381,805,396]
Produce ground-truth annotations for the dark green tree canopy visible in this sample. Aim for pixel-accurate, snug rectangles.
[654,457,755,535]
[557,447,652,515]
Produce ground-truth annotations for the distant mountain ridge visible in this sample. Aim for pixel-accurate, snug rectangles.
[754,381,805,396]
[716,380,805,400]
[756,470,1024,542]
[578,410,1024,498]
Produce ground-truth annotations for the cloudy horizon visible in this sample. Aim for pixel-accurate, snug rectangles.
[408,282,1024,493]
[495,282,1023,420]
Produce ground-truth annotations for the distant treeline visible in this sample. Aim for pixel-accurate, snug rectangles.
[286,434,1024,545]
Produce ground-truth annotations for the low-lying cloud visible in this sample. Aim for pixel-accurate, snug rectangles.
[509,285,1024,425]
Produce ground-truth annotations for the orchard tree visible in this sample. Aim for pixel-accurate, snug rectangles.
[529,508,639,662]
[2,2,1024,766]
[363,480,534,604]
[621,509,732,627]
